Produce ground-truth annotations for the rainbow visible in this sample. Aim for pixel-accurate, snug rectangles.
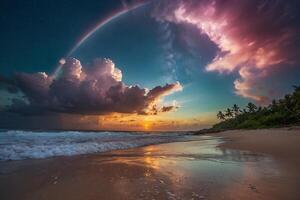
[54,2,148,76]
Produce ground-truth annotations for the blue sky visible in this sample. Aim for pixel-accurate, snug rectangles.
[1,0,299,131]
[72,5,248,115]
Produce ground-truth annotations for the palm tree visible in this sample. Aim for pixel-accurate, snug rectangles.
[247,102,257,113]
[257,106,263,112]
[270,99,277,112]
[292,85,300,118]
[217,111,226,120]
[213,85,300,130]
[232,104,240,117]
[293,85,300,93]
[225,108,234,119]
[284,95,293,112]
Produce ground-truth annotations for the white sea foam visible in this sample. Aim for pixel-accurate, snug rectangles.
[0,130,189,161]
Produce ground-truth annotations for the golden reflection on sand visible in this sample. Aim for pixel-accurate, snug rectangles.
[1,136,294,200]
[104,139,283,199]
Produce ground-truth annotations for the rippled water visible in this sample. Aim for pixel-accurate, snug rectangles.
[0,130,193,161]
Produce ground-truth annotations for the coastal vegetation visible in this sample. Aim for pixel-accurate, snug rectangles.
[212,86,300,131]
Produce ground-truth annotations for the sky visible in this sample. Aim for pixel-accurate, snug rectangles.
[1,0,300,131]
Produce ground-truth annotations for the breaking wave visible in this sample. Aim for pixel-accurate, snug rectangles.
[0,130,190,161]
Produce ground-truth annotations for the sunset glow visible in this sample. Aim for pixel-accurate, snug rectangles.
[1,1,300,200]
[1,0,299,131]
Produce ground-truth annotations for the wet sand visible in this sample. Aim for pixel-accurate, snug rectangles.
[1,130,300,200]
[216,127,300,168]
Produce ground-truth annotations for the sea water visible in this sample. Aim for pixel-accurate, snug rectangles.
[0,130,191,161]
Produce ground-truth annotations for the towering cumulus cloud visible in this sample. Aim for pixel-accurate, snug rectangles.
[153,0,300,103]
[2,58,182,115]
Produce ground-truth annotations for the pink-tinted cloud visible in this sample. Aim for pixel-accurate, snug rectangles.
[153,0,300,102]
[3,58,182,115]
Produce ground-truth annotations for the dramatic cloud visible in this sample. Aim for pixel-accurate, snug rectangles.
[1,58,182,115]
[153,0,300,102]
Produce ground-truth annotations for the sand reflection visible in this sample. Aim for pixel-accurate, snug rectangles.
[96,136,281,199]
[0,135,286,200]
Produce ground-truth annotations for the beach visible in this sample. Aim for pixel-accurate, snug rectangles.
[0,128,300,200]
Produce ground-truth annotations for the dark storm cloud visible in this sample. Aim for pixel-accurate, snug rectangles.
[0,75,19,93]
[160,105,177,112]
[152,0,300,103]
[1,58,182,115]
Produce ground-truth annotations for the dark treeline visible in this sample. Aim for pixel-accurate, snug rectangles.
[213,86,300,130]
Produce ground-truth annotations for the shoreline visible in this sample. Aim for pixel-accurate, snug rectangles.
[1,128,300,199]
[215,127,300,166]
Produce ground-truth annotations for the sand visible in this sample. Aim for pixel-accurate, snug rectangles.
[216,127,300,168]
[0,128,300,200]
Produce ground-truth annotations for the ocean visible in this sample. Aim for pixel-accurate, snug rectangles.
[0,130,193,161]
